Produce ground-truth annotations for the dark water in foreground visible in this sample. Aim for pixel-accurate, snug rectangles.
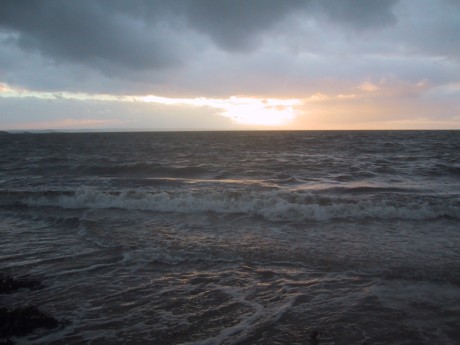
[1,131,459,344]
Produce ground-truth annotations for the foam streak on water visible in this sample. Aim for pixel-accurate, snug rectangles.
[1,131,460,344]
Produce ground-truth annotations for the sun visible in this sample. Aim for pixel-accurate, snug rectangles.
[218,97,301,126]
[139,95,301,127]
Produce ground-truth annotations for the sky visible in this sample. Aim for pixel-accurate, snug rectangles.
[0,0,459,131]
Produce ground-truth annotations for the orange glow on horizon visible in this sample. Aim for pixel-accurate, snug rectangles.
[139,95,302,126]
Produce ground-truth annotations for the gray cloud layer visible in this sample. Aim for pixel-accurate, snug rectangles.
[0,0,459,100]
[0,1,403,83]
[0,0,401,57]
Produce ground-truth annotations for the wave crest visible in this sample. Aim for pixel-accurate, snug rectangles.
[6,187,458,222]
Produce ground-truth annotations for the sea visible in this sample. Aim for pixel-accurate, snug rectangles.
[1,130,459,345]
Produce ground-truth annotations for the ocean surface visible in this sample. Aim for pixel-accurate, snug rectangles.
[1,130,459,344]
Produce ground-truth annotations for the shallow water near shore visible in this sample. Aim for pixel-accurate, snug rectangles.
[1,131,460,344]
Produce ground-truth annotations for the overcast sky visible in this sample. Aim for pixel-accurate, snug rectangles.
[1,0,459,130]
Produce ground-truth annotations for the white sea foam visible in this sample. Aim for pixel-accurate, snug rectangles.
[23,187,460,222]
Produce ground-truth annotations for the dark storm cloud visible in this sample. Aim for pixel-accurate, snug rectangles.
[1,0,458,101]
[0,0,185,70]
[0,0,401,71]
[183,0,306,52]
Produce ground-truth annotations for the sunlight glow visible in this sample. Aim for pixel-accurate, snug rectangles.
[218,97,299,125]
[139,95,301,126]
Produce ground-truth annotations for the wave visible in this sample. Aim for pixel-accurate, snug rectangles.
[71,162,214,178]
[15,162,216,179]
[3,187,459,222]
[318,185,420,194]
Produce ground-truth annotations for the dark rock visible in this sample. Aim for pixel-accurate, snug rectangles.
[0,306,59,338]
[310,330,320,344]
[0,274,43,293]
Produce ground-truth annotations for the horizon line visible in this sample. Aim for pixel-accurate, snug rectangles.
[3,128,460,134]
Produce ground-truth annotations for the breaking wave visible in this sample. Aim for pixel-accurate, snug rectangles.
[4,188,459,222]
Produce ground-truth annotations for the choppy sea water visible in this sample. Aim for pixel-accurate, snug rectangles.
[1,131,459,344]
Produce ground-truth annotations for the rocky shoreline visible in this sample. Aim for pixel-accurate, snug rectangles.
[0,274,64,344]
